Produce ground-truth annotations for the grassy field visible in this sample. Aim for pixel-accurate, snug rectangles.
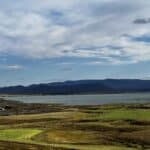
[0,102,150,150]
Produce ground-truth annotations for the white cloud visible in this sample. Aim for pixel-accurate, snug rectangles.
[0,0,150,64]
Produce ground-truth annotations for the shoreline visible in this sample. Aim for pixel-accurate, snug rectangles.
[0,98,150,116]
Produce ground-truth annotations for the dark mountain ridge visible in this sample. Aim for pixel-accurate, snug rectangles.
[0,79,150,95]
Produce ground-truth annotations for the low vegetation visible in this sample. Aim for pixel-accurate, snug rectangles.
[0,100,150,150]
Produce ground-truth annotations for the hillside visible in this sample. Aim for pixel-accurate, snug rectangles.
[0,79,150,94]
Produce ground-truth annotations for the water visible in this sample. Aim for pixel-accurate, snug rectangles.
[0,93,150,105]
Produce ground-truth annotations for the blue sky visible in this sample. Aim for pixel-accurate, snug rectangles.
[0,0,150,86]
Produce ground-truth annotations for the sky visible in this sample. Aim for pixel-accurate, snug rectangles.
[0,0,150,86]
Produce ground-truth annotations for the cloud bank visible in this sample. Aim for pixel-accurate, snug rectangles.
[0,0,150,64]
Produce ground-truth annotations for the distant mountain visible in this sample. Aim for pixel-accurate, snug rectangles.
[0,79,150,95]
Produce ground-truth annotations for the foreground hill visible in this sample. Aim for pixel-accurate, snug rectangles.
[0,79,150,94]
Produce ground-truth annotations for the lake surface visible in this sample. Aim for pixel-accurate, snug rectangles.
[1,93,150,105]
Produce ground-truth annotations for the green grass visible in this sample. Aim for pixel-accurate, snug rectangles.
[0,129,42,142]
[90,109,150,121]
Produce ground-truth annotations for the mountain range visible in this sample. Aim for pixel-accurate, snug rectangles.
[0,79,150,95]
